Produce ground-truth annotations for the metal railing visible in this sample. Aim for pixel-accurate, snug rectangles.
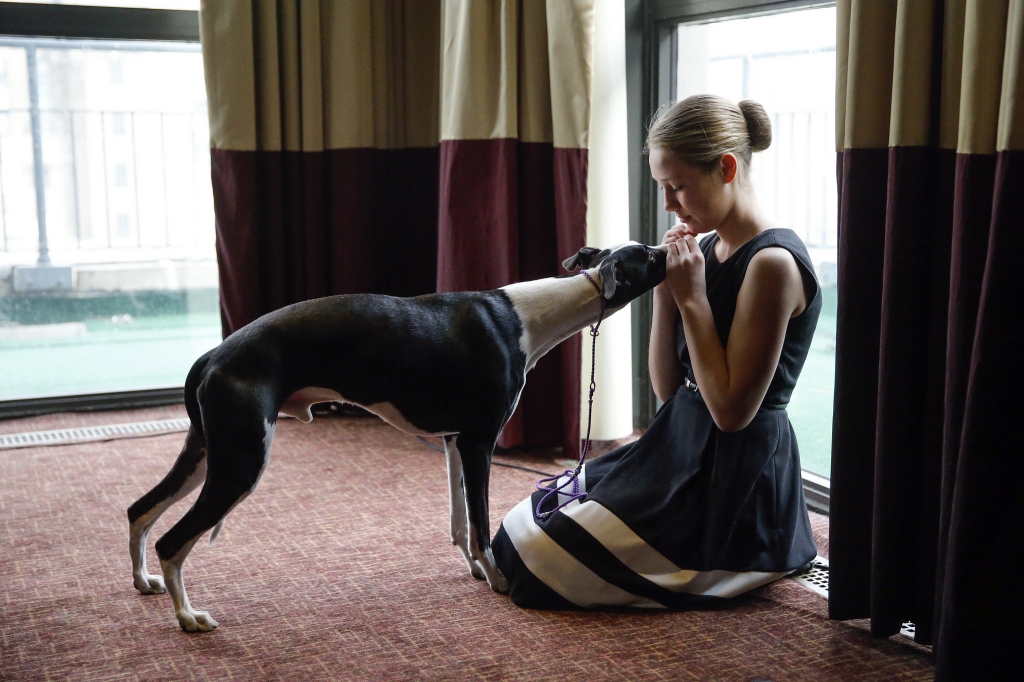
[0,107,213,254]
[757,110,837,249]
[0,36,213,262]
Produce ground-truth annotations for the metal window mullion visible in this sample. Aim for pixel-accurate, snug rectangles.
[0,5,199,43]
[805,112,812,242]
[651,0,834,23]
[130,110,141,248]
[0,120,7,252]
[26,44,49,265]
[160,112,169,247]
[69,109,82,248]
[189,111,198,247]
[100,110,111,247]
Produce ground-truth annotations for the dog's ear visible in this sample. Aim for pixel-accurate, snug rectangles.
[562,247,604,272]
[598,259,625,299]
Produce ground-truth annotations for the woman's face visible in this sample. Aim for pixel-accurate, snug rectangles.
[649,148,732,234]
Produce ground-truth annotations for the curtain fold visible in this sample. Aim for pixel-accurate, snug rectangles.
[435,0,592,454]
[199,0,593,455]
[831,0,1024,676]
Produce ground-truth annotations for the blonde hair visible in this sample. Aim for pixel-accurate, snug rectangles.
[646,94,772,177]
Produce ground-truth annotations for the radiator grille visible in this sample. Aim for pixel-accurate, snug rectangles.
[0,418,190,450]
[789,556,917,639]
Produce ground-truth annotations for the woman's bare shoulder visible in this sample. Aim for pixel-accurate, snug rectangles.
[744,246,806,316]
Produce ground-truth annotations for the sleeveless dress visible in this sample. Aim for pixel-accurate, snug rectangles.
[491,228,821,609]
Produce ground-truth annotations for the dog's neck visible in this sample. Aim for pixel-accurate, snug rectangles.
[500,269,609,371]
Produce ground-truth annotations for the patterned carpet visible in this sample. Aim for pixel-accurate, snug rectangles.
[0,406,932,681]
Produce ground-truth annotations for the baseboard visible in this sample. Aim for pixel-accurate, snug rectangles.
[0,387,184,420]
[803,470,830,515]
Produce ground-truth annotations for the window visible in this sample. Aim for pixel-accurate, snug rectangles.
[0,2,217,410]
[674,7,836,479]
[629,0,836,487]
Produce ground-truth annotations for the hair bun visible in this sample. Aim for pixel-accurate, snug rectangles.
[738,100,772,152]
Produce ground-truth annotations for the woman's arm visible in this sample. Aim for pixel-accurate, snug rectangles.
[648,225,693,401]
[649,285,685,402]
[668,236,806,432]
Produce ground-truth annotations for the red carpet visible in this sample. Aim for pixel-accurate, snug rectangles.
[0,407,931,680]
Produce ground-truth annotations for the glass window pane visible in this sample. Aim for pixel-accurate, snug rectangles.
[676,7,837,479]
[0,38,219,399]
[0,1,198,9]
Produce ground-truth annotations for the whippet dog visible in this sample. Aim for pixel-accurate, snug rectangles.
[128,243,668,631]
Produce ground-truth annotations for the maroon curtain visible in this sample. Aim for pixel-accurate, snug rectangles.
[436,140,587,455]
[830,0,1024,676]
[212,148,440,335]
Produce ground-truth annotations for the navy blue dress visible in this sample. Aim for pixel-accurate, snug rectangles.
[492,229,821,609]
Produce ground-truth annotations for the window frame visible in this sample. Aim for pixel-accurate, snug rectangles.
[0,2,199,42]
[626,0,834,510]
[0,2,200,419]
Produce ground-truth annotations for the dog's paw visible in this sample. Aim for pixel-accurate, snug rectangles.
[472,554,509,593]
[133,573,166,595]
[488,572,510,594]
[176,609,219,633]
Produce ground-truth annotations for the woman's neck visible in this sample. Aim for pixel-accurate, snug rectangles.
[712,187,770,261]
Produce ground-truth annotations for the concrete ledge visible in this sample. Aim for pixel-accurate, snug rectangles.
[12,265,74,292]
[73,260,218,292]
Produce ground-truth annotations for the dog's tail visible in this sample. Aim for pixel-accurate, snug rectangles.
[183,351,214,439]
[209,518,225,545]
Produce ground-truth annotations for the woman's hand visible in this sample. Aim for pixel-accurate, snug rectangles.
[661,222,698,246]
[664,233,706,308]
[654,223,699,306]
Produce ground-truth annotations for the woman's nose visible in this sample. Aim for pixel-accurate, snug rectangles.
[663,188,679,212]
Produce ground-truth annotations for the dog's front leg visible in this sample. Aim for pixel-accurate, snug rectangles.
[443,436,483,580]
[455,433,509,593]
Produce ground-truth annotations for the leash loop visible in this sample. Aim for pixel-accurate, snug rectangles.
[535,269,605,519]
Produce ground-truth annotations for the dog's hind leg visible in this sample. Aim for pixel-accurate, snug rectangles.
[127,426,207,595]
[455,432,509,593]
[155,388,277,632]
[444,436,483,580]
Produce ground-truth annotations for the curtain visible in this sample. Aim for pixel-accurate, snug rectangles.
[199,0,593,455]
[831,0,1024,677]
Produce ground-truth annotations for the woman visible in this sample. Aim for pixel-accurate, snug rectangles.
[491,94,821,609]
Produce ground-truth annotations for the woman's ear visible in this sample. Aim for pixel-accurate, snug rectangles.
[720,153,738,184]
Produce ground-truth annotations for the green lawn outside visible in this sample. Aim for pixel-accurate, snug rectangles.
[787,312,835,478]
[0,313,222,399]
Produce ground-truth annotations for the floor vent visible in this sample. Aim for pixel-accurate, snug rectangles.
[789,556,917,639]
[0,418,190,450]
[790,556,831,598]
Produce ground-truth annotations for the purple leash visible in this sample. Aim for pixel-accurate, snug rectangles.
[535,269,606,520]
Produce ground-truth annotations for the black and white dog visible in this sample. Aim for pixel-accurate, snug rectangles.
[128,243,667,631]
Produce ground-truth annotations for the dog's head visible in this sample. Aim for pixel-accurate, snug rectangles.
[562,242,668,309]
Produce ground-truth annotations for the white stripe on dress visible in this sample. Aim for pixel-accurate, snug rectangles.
[555,463,587,509]
[501,497,665,609]
[561,501,791,598]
